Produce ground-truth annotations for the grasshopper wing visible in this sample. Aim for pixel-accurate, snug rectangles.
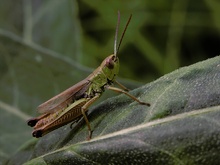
[37,79,91,114]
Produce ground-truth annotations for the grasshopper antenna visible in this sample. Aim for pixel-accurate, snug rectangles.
[114,12,132,56]
[114,11,120,56]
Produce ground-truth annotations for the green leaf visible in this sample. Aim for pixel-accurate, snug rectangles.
[6,56,220,165]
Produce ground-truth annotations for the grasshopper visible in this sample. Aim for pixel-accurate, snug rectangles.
[27,12,150,140]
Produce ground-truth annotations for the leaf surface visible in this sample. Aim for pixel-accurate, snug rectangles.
[6,56,220,165]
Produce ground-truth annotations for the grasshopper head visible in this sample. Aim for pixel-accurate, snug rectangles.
[100,54,119,81]
[105,54,119,69]
[100,12,131,82]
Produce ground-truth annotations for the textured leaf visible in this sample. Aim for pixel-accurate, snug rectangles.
[6,56,220,165]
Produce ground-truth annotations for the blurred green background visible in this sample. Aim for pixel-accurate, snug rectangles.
[0,0,220,162]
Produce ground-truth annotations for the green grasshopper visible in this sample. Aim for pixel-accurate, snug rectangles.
[27,12,150,140]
